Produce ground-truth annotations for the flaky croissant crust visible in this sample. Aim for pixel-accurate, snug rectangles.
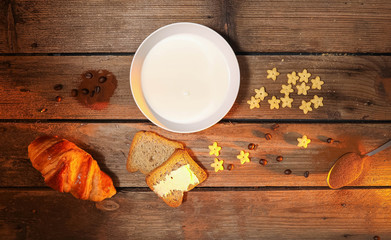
[28,136,116,201]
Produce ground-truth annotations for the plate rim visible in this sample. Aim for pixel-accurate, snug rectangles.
[130,22,240,133]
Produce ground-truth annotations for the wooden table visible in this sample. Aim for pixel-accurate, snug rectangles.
[1,1,391,239]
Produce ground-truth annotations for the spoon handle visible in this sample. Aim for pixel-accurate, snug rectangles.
[365,139,391,157]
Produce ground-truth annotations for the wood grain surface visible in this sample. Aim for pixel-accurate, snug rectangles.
[1,189,390,240]
[1,0,391,53]
[1,122,389,187]
[1,1,391,239]
[1,55,390,120]
[229,0,391,53]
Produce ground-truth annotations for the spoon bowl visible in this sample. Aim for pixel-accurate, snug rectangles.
[327,139,391,189]
[326,152,365,189]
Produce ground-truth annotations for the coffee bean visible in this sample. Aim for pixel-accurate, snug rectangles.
[71,89,78,97]
[98,76,107,83]
[271,123,280,131]
[90,90,95,97]
[259,159,268,166]
[39,108,47,113]
[341,203,346,207]
[248,143,257,150]
[304,171,310,178]
[55,96,62,102]
[54,84,63,91]
[373,236,381,240]
[327,138,334,143]
[227,164,234,171]
[95,86,101,94]
[81,88,89,95]
[276,156,283,162]
[265,133,272,140]
[85,72,93,79]
[284,169,292,175]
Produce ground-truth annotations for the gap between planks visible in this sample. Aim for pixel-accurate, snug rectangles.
[2,186,391,191]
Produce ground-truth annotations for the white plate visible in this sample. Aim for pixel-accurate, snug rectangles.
[130,22,240,133]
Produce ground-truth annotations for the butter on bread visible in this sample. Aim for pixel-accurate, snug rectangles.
[126,131,184,174]
[146,149,207,207]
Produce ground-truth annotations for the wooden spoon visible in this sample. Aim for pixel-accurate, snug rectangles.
[327,139,391,189]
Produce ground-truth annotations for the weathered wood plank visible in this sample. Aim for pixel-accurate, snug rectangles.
[1,55,390,120]
[0,189,390,239]
[229,0,391,53]
[0,0,224,53]
[0,122,390,187]
[1,0,391,53]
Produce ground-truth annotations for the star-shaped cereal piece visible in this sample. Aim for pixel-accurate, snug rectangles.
[268,96,281,110]
[209,142,221,156]
[254,87,268,100]
[247,96,260,109]
[237,150,250,164]
[297,135,311,148]
[299,100,312,114]
[280,95,294,108]
[267,67,280,81]
[211,158,224,172]
[298,69,311,83]
[296,82,310,95]
[310,95,324,109]
[280,84,294,96]
[311,76,324,90]
[287,71,299,85]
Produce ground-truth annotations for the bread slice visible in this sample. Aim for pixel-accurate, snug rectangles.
[126,131,184,174]
[146,149,207,207]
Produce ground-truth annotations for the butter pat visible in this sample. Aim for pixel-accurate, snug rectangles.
[153,164,199,197]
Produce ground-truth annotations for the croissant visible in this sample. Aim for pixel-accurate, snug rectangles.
[28,136,116,201]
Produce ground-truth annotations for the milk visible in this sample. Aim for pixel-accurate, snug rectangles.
[141,33,230,124]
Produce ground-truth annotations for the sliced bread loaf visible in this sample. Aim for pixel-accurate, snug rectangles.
[126,131,184,174]
[146,149,207,207]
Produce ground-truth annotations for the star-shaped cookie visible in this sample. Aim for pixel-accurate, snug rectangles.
[287,71,299,85]
[311,76,324,90]
[296,82,310,95]
[247,96,261,109]
[211,158,224,172]
[267,67,280,81]
[298,69,311,83]
[280,95,293,108]
[268,96,281,109]
[299,100,312,114]
[209,142,222,156]
[297,135,311,148]
[311,95,324,108]
[254,87,268,100]
[280,84,294,96]
[237,150,250,164]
